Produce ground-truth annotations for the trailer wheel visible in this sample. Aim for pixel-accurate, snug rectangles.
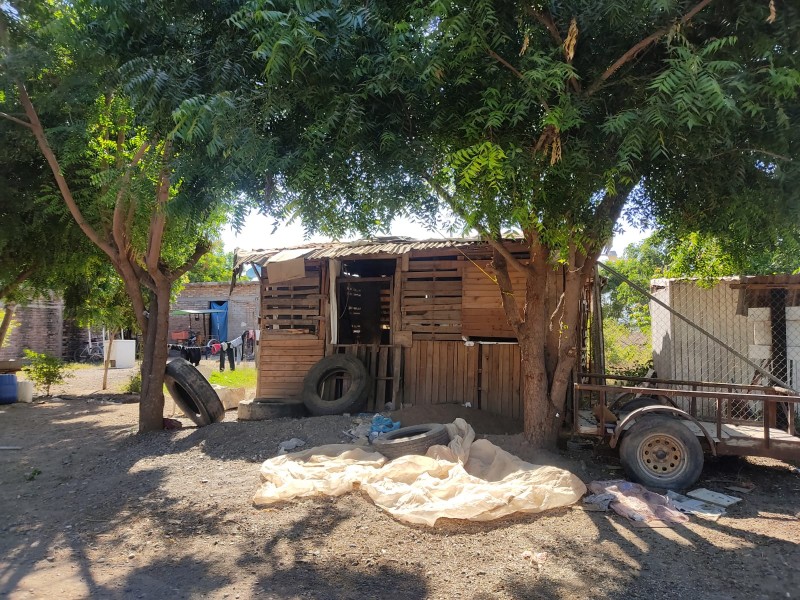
[302,354,371,416]
[620,415,703,490]
[618,395,677,413]
[164,358,225,427]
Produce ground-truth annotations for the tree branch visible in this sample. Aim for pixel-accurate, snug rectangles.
[586,0,715,95]
[111,139,151,252]
[486,237,531,277]
[0,266,34,299]
[524,9,581,93]
[16,82,117,260]
[145,144,171,276]
[0,111,33,129]
[167,241,211,282]
[488,49,524,80]
[491,246,523,335]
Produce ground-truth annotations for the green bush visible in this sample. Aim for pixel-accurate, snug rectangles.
[22,349,72,396]
[123,372,142,394]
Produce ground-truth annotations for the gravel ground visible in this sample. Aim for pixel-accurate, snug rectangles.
[1,366,799,599]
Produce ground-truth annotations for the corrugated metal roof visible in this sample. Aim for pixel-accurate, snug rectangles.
[234,236,484,268]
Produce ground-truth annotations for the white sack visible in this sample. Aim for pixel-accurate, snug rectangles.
[253,419,587,526]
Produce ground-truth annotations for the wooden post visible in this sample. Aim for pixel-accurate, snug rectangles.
[392,345,403,408]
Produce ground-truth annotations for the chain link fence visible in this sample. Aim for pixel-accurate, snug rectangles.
[596,262,800,427]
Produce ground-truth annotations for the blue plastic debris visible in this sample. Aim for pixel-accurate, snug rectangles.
[369,414,400,442]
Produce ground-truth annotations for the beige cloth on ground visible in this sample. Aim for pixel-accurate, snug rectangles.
[253,419,587,526]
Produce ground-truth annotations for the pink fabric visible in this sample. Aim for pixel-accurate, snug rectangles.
[588,480,689,526]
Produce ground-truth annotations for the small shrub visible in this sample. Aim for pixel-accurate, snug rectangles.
[22,350,71,396]
[124,372,142,394]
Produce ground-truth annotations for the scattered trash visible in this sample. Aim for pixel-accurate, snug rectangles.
[587,480,689,527]
[162,418,183,430]
[384,402,395,411]
[725,485,754,494]
[583,493,615,512]
[343,418,372,443]
[521,550,548,568]
[791,467,800,475]
[278,438,306,453]
[686,488,741,508]
[463,402,472,408]
[0,446,22,451]
[666,490,726,521]
[369,414,400,442]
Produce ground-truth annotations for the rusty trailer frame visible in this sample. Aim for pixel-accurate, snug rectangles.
[574,373,800,462]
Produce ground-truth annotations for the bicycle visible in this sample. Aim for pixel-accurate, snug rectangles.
[73,342,104,363]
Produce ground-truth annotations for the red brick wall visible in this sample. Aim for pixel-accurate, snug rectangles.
[170,281,260,344]
[0,298,64,360]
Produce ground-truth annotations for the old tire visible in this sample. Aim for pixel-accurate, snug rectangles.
[302,354,371,416]
[238,398,308,421]
[164,358,225,426]
[372,423,451,460]
[619,415,704,490]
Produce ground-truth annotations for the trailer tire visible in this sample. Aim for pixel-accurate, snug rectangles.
[617,395,676,413]
[164,358,225,426]
[372,423,451,460]
[620,415,703,490]
[302,354,371,416]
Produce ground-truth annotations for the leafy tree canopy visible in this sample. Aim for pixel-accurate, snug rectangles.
[185,242,234,283]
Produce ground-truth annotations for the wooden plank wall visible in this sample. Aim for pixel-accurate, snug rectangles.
[462,261,526,338]
[332,344,399,411]
[479,344,523,419]
[403,341,478,406]
[400,258,462,340]
[257,338,325,399]
[261,269,322,335]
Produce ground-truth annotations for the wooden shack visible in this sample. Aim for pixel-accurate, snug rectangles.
[234,237,535,420]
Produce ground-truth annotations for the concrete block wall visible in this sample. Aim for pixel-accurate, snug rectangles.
[0,298,64,360]
[169,281,260,343]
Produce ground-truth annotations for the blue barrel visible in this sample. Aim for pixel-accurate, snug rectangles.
[0,374,17,404]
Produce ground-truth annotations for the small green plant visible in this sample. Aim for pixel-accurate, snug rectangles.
[22,349,72,396]
[25,468,42,481]
[123,372,142,394]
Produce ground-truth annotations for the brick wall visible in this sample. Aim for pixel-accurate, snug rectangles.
[170,281,260,343]
[0,298,64,360]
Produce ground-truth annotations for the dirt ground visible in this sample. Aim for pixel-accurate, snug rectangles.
[1,364,799,599]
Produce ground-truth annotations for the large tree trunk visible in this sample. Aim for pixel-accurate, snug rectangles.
[490,235,599,448]
[138,286,171,432]
[0,303,16,348]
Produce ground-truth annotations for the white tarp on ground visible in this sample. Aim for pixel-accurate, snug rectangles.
[253,419,587,526]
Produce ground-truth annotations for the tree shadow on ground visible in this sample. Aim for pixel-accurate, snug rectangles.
[239,502,430,600]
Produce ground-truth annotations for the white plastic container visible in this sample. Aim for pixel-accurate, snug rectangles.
[104,339,136,369]
[17,380,34,403]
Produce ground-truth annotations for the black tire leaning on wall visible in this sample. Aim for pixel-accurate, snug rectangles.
[302,354,371,416]
[164,358,225,426]
[371,423,451,460]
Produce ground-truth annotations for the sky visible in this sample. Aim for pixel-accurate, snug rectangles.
[220,211,653,257]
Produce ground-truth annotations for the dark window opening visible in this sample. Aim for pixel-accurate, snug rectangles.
[338,259,394,345]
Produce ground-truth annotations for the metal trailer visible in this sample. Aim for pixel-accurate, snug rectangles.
[572,373,800,489]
